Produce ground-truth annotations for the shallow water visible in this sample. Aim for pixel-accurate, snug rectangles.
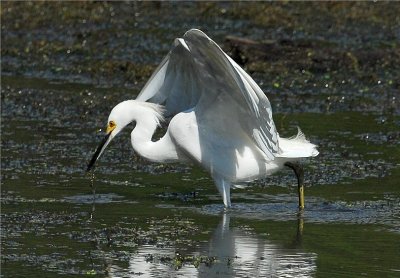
[2,2,400,277]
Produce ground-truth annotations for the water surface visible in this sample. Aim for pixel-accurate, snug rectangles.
[2,2,400,277]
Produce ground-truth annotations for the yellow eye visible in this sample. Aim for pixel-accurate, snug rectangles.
[106,121,116,133]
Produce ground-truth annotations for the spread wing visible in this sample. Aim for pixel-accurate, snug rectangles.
[136,29,279,160]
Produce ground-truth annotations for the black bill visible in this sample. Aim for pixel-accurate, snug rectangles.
[86,132,112,172]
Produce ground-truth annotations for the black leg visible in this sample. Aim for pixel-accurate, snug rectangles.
[284,162,305,210]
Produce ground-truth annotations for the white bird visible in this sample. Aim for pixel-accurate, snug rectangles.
[87,29,318,209]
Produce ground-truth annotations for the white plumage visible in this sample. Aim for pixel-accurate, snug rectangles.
[87,29,318,208]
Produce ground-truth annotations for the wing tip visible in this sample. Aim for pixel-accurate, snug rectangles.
[185,28,205,35]
[184,29,211,41]
[174,38,190,51]
[175,29,213,52]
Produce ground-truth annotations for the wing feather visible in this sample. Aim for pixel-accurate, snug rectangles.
[136,29,279,159]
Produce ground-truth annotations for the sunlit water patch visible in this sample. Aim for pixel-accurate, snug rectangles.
[81,213,317,278]
[196,194,400,233]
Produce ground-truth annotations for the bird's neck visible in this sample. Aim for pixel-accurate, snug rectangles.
[130,113,178,163]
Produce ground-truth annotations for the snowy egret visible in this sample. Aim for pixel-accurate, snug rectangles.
[87,29,318,209]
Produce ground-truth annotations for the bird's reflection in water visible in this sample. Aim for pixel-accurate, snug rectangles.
[108,213,316,278]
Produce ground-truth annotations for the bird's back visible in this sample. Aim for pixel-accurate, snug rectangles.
[168,110,281,182]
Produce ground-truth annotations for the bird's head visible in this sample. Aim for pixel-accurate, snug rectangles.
[86,100,137,172]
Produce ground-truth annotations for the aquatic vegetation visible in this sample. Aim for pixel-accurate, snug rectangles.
[1,1,399,277]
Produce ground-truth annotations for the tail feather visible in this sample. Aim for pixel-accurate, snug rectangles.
[277,127,319,158]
